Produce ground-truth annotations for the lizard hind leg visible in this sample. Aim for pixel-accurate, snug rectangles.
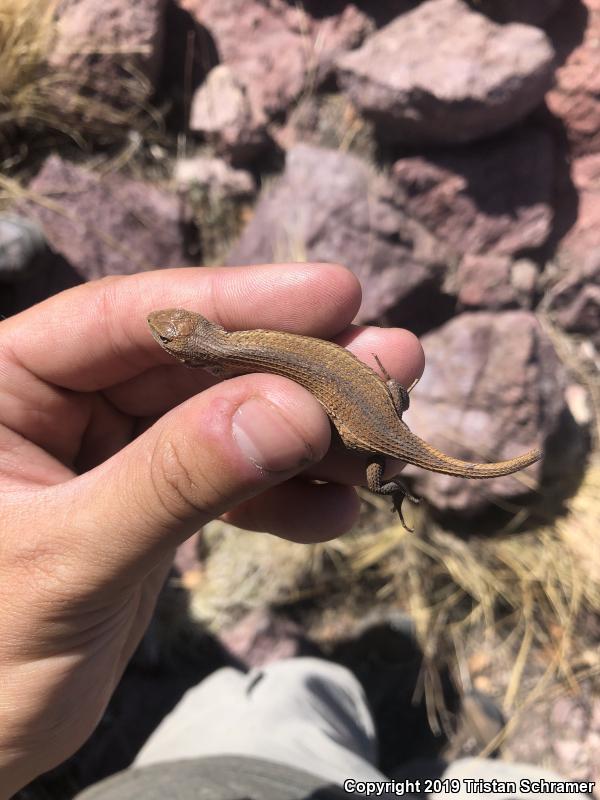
[366,456,420,532]
[372,353,410,414]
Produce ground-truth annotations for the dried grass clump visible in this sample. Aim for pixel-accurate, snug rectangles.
[348,462,600,719]
[0,0,158,148]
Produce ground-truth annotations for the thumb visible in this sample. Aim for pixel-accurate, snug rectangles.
[63,373,331,585]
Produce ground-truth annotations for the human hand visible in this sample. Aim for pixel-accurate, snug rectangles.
[0,263,423,795]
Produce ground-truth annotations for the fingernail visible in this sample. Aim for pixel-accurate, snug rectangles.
[232,397,315,473]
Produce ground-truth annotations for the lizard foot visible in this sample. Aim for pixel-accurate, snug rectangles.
[389,485,420,532]
[366,457,420,532]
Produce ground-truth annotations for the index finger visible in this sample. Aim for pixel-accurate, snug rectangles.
[2,263,362,391]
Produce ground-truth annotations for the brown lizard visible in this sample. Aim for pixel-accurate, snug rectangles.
[147,308,542,529]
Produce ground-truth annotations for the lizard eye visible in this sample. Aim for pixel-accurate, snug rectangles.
[159,335,171,344]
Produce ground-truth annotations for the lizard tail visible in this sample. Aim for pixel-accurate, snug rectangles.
[391,430,542,478]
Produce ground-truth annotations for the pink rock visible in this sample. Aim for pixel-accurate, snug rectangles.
[219,609,306,667]
[560,154,600,259]
[179,0,372,121]
[553,153,600,348]
[227,144,451,325]
[51,0,166,105]
[19,155,191,281]
[404,311,566,513]
[336,0,555,145]
[392,128,555,257]
[545,251,600,346]
[456,255,538,310]
[547,0,600,157]
[174,155,255,198]
[189,65,268,162]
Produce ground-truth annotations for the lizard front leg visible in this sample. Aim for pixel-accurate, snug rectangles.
[366,455,420,532]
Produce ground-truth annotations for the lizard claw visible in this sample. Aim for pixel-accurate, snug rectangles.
[392,490,420,532]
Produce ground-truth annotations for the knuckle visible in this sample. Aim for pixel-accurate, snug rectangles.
[149,435,229,522]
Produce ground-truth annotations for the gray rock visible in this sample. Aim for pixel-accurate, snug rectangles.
[227,144,452,324]
[336,0,555,145]
[403,311,567,513]
[0,215,48,283]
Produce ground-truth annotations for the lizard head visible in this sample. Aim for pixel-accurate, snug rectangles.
[147,308,197,345]
[147,308,222,364]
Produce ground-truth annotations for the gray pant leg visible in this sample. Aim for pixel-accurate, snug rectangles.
[134,657,388,786]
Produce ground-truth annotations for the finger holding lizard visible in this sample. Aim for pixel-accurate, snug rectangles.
[0,262,423,795]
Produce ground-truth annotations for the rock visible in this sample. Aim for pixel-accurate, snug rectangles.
[18,155,191,281]
[455,255,538,310]
[179,0,372,122]
[392,127,555,258]
[506,690,600,785]
[227,144,452,325]
[550,695,600,783]
[403,311,566,513]
[0,215,49,283]
[547,0,600,157]
[545,252,600,347]
[51,0,166,106]
[219,609,307,667]
[336,0,555,145]
[175,155,255,264]
[189,66,269,163]
[471,0,563,25]
[558,154,600,260]
[174,155,255,198]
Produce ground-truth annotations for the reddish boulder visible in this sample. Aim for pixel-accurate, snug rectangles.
[559,154,600,260]
[544,252,600,347]
[547,0,600,157]
[336,0,555,145]
[391,127,555,258]
[19,155,191,281]
[179,0,372,122]
[404,311,567,513]
[227,144,451,324]
[455,255,538,310]
[51,0,166,106]
[189,65,269,162]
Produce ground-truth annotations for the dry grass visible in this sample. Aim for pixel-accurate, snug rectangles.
[0,0,160,150]
[344,460,600,725]
[188,457,600,743]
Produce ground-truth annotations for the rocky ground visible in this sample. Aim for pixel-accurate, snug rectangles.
[1,0,599,796]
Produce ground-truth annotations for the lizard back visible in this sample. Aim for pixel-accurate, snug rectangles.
[147,309,542,479]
